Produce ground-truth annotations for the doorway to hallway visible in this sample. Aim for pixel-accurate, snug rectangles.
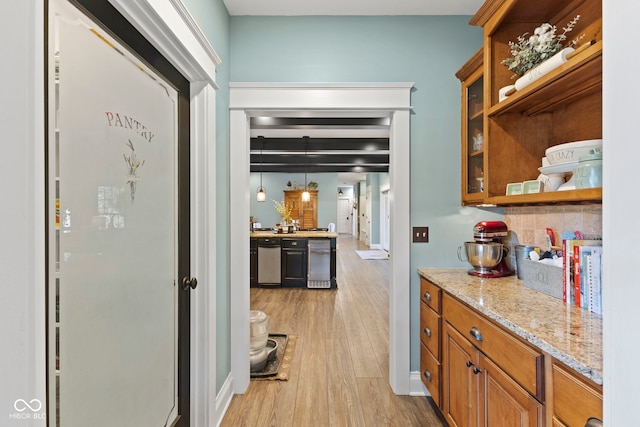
[229,83,413,394]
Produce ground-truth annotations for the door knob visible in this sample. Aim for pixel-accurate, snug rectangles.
[182,276,198,290]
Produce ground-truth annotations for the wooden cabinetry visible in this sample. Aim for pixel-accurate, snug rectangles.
[552,361,602,427]
[456,49,486,204]
[442,293,544,427]
[442,322,480,427]
[284,190,318,229]
[459,0,602,206]
[420,277,443,407]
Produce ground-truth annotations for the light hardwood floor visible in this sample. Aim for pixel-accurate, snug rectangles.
[220,235,445,426]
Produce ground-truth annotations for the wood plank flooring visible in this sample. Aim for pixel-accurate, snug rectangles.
[221,235,445,426]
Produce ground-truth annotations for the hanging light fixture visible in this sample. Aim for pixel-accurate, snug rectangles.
[338,188,344,196]
[256,136,266,202]
[301,136,310,202]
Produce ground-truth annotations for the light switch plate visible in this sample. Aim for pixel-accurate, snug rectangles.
[413,227,429,243]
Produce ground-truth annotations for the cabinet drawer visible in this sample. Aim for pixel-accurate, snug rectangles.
[420,342,441,408]
[443,294,544,400]
[552,362,602,427]
[257,237,279,246]
[280,238,308,248]
[420,277,442,313]
[420,302,441,358]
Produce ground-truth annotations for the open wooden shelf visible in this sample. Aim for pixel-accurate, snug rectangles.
[485,188,602,206]
[488,41,602,117]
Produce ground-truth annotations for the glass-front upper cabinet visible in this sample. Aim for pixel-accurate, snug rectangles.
[456,49,485,205]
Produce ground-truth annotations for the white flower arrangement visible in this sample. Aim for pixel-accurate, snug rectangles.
[501,15,584,79]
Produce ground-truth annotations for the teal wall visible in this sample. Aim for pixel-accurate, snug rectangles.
[180,0,231,393]
[250,173,338,228]
[181,8,506,386]
[231,15,503,371]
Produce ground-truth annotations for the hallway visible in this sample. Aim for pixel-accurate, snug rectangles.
[221,235,444,426]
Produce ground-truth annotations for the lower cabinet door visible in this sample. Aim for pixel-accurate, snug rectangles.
[443,322,479,427]
[281,247,307,287]
[479,354,543,427]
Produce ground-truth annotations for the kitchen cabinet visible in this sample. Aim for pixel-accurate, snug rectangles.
[418,269,603,427]
[284,189,318,229]
[280,238,308,287]
[442,293,544,427]
[442,322,479,426]
[456,48,486,204]
[552,361,602,427]
[460,0,602,206]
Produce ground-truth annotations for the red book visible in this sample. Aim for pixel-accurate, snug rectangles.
[574,245,581,307]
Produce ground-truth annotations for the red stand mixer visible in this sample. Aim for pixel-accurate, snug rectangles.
[458,221,515,278]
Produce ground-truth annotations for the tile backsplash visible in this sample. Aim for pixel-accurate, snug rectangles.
[504,205,602,249]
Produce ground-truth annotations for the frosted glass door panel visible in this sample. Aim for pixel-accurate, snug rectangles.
[54,1,178,425]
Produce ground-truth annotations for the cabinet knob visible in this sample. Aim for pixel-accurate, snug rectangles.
[585,418,603,427]
[423,370,432,382]
[466,360,474,368]
[473,367,481,375]
[423,327,431,337]
[424,291,432,302]
[469,326,483,342]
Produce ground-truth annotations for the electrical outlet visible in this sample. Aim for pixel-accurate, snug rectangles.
[413,226,429,243]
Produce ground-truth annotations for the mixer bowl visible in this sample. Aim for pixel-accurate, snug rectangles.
[459,242,504,272]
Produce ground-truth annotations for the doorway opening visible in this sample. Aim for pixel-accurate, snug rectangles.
[229,83,413,394]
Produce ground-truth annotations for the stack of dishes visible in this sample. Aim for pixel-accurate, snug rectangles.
[538,139,602,191]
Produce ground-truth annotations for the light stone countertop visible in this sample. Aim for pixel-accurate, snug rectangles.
[418,268,603,385]
[250,230,338,238]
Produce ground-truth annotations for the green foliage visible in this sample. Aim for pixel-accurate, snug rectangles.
[501,16,583,79]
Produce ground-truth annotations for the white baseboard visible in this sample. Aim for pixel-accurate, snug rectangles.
[215,374,234,427]
[370,243,381,250]
[409,370,429,397]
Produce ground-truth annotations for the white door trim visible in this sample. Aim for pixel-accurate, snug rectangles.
[229,82,413,394]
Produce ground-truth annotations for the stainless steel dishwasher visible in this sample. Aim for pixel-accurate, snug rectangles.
[307,239,331,288]
[257,238,281,286]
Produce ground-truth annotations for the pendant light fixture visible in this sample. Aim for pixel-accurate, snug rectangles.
[338,188,343,196]
[256,136,266,202]
[301,136,310,202]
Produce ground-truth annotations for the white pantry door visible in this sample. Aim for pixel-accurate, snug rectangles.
[49,1,189,425]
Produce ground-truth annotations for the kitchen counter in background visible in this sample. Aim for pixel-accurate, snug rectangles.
[418,268,603,385]
[250,230,338,238]
[251,232,338,289]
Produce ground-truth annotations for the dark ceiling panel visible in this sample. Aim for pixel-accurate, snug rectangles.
[250,117,390,129]
[250,137,389,152]
[250,136,390,173]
